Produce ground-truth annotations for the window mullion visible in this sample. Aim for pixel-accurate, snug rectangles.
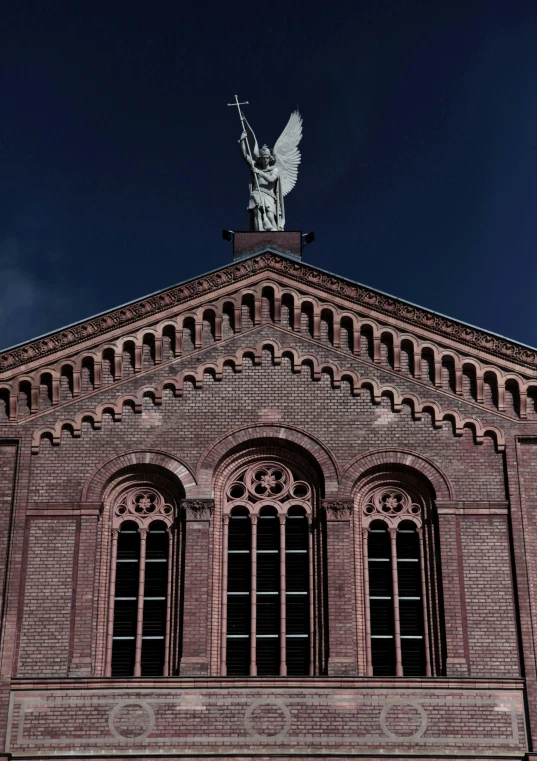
[390,527,403,677]
[250,515,258,677]
[418,527,432,676]
[105,528,119,677]
[133,528,148,677]
[279,515,286,676]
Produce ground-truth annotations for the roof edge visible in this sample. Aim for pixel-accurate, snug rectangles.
[1,250,536,373]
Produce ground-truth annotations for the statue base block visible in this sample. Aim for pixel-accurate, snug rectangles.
[232,231,302,261]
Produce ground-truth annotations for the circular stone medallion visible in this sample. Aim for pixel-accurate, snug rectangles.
[108,699,155,741]
[244,699,292,740]
[380,700,427,740]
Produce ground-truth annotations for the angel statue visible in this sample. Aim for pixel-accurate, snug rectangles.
[230,97,303,231]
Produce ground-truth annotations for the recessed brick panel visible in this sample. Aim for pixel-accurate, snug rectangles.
[460,516,519,676]
[17,519,77,677]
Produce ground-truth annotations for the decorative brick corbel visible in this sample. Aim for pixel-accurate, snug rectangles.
[322,500,354,521]
[182,499,215,521]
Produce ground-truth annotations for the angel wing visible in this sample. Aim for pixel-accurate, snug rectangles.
[273,110,303,197]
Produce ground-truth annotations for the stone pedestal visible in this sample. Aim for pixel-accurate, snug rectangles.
[232,231,302,260]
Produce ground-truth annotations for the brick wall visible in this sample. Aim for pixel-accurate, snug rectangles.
[460,516,519,676]
[16,518,76,676]
[5,682,527,757]
[0,441,17,634]
[0,294,534,758]
[26,334,507,504]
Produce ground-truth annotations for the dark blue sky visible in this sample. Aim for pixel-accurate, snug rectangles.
[1,1,537,350]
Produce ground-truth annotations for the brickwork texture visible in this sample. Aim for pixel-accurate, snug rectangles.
[0,245,536,760]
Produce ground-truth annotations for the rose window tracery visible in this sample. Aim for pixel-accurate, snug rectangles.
[226,462,311,511]
[113,487,174,528]
[363,487,421,527]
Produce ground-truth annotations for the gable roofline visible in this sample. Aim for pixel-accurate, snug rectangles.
[1,249,536,373]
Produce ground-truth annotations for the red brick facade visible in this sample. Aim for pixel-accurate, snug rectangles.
[0,234,536,759]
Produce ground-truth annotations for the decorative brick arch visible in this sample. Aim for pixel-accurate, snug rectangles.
[196,424,340,499]
[338,448,453,502]
[82,449,197,502]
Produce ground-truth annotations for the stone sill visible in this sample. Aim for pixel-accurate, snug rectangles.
[10,675,525,691]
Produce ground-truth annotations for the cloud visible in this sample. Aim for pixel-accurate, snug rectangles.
[0,236,72,350]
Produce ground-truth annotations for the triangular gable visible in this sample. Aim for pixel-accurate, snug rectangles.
[1,250,536,376]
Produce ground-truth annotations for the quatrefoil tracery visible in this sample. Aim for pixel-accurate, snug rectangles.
[113,487,174,529]
[363,487,422,528]
[225,462,312,514]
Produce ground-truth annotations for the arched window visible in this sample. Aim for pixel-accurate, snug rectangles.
[362,487,432,677]
[105,488,175,677]
[221,462,314,676]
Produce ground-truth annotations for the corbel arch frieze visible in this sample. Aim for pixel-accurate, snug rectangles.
[28,338,507,455]
[339,448,454,502]
[4,274,537,424]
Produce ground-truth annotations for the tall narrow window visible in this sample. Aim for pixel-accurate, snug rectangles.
[222,462,315,676]
[363,488,431,677]
[367,519,395,676]
[105,489,174,677]
[225,506,251,674]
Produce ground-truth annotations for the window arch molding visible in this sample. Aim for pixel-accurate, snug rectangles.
[198,423,339,499]
[214,445,323,678]
[98,465,185,678]
[81,449,196,503]
[355,465,443,679]
[341,447,453,503]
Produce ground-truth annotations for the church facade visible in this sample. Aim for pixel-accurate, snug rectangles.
[1,231,537,760]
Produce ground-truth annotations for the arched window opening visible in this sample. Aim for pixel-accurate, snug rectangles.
[106,489,174,677]
[363,487,431,677]
[222,462,315,677]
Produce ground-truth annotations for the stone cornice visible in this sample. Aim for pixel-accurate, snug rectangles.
[2,251,536,374]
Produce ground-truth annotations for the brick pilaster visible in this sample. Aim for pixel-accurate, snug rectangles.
[322,501,357,675]
[69,509,100,676]
[436,510,470,676]
[179,500,214,676]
